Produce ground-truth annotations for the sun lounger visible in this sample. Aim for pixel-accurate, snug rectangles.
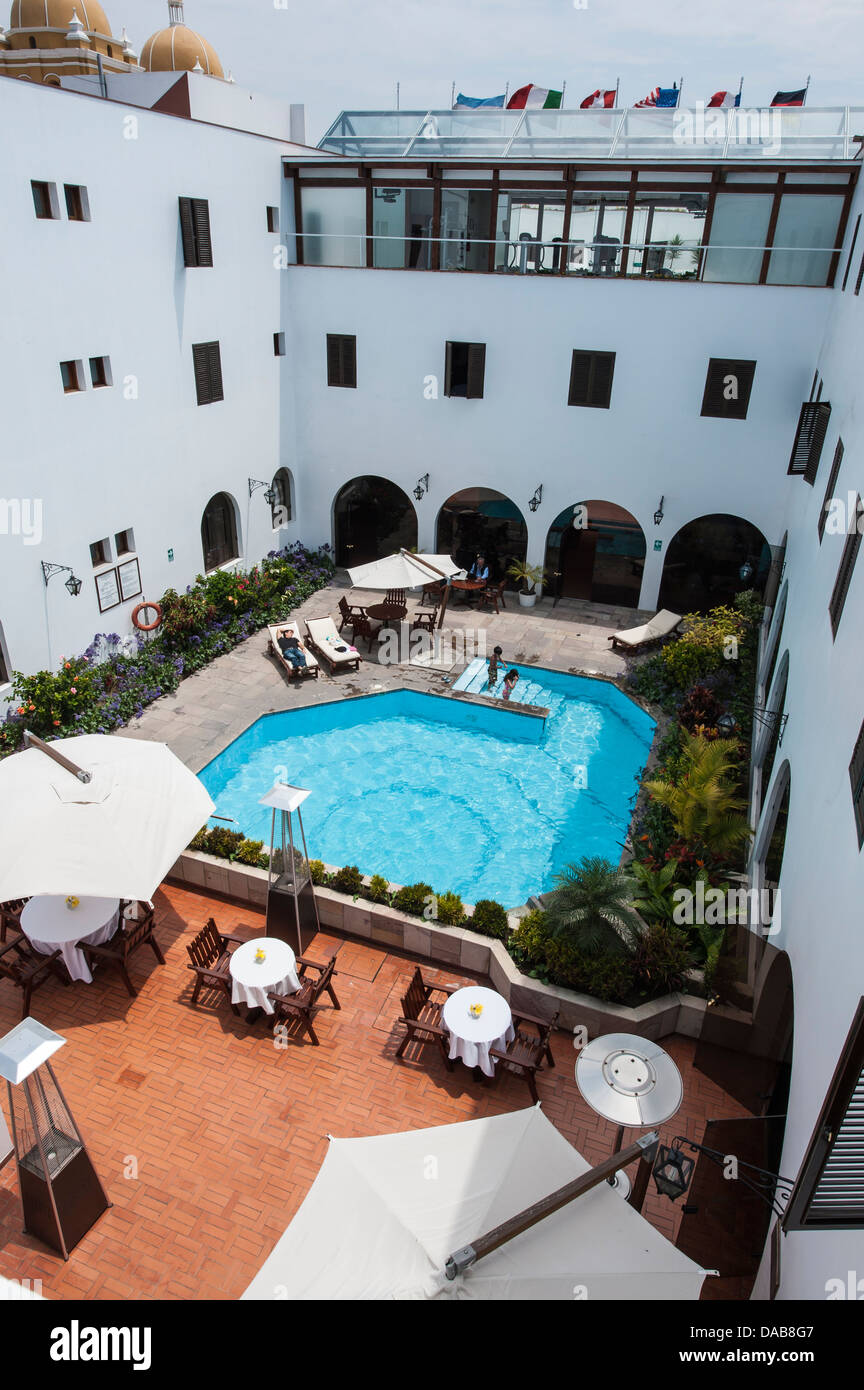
[305,617,362,673]
[267,621,319,679]
[609,609,683,653]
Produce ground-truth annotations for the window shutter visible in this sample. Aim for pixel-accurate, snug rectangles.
[179,197,197,266]
[465,343,486,399]
[326,334,356,387]
[785,1000,864,1229]
[207,342,223,402]
[818,439,844,542]
[192,198,213,267]
[342,335,357,388]
[829,499,862,637]
[788,401,831,480]
[850,722,864,848]
[701,359,756,420]
[590,352,615,408]
[568,351,591,406]
[444,341,455,397]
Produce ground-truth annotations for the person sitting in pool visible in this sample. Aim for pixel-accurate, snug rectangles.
[501,669,520,701]
[487,645,504,689]
[278,632,307,671]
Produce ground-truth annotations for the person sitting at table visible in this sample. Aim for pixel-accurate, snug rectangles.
[487,645,504,689]
[278,632,307,671]
[468,553,489,583]
[501,669,520,701]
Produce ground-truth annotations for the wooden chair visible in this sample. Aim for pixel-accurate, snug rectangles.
[482,578,508,614]
[395,967,456,1070]
[268,952,341,1046]
[489,1009,559,1103]
[185,917,244,1014]
[0,936,67,1019]
[337,594,366,632]
[418,581,445,609]
[411,608,437,635]
[350,612,381,650]
[384,588,406,607]
[0,899,28,944]
[82,902,165,998]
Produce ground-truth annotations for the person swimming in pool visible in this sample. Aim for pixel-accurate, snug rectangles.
[501,669,519,701]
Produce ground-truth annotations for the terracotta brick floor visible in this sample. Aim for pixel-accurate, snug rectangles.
[0,885,751,1301]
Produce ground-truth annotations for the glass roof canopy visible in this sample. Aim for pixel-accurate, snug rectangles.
[317,107,864,161]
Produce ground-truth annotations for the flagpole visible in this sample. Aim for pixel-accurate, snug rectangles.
[504,81,510,106]
[450,81,456,107]
[737,75,743,107]
[396,81,400,110]
[803,74,810,106]
[614,77,619,107]
[676,77,684,106]
[561,79,566,106]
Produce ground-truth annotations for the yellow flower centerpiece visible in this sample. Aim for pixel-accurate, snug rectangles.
[254,947,266,964]
[65,896,79,910]
[468,1002,484,1019]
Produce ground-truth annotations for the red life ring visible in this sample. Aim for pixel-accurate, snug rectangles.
[131,601,163,632]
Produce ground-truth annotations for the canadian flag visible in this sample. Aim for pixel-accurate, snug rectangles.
[580,89,616,109]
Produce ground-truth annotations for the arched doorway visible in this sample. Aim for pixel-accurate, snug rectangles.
[435,488,527,580]
[201,492,240,572]
[544,500,646,607]
[333,476,417,567]
[659,514,771,613]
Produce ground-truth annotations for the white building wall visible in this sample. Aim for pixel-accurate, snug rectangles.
[0,78,296,690]
[282,265,832,608]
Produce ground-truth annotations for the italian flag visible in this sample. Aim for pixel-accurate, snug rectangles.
[507,84,563,110]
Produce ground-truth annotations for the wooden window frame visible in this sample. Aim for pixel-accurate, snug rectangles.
[444,341,486,399]
[31,179,57,220]
[179,196,213,268]
[818,439,844,543]
[64,183,89,222]
[267,205,280,233]
[850,722,864,850]
[567,350,616,409]
[700,358,756,420]
[828,495,862,638]
[784,999,864,1229]
[787,401,831,481]
[326,334,357,388]
[192,341,224,406]
[60,359,84,394]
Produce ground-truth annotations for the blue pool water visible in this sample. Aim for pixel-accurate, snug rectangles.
[198,674,655,907]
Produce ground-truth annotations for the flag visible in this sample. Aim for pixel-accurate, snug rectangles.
[580,88,616,109]
[507,84,563,110]
[708,90,741,108]
[771,88,806,106]
[635,86,679,108]
[453,93,505,109]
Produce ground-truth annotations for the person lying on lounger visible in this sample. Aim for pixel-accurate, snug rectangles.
[278,633,307,670]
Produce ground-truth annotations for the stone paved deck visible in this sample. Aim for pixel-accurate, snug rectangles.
[120,578,651,774]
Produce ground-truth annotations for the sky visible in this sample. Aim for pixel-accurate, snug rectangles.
[124,0,864,144]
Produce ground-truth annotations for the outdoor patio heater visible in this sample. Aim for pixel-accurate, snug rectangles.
[0,1018,111,1260]
[260,783,320,955]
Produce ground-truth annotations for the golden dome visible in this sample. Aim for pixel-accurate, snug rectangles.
[9,1,112,34]
[140,22,223,78]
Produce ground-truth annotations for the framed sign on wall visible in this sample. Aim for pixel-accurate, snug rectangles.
[95,567,121,613]
[117,557,142,603]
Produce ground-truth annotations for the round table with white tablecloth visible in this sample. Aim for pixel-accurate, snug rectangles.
[442,985,514,1078]
[21,895,121,984]
[229,937,302,1015]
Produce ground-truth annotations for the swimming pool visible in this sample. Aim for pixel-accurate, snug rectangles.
[198,673,655,907]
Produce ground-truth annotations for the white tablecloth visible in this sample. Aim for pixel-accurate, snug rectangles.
[230,937,301,1014]
[442,986,514,1078]
[21,895,121,984]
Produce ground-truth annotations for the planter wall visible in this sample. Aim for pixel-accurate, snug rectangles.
[167,850,707,1041]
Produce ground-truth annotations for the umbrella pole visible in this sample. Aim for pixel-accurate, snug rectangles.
[22,730,92,785]
[444,1131,659,1279]
[437,578,452,630]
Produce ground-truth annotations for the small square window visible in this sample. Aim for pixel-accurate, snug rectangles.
[274,332,286,356]
[90,538,111,568]
[444,341,485,399]
[32,180,58,219]
[89,356,113,388]
[701,358,756,420]
[60,359,84,393]
[267,206,280,233]
[115,528,135,557]
[64,184,90,222]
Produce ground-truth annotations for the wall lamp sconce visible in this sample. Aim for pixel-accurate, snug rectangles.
[249,477,277,507]
[528,485,543,513]
[41,562,82,597]
[653,497,665,526]
[716,708,789,747]
[652,1136,794,1220]
[413,474,430,502]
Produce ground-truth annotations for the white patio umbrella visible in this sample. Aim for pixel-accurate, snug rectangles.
[0,732,214,902]
[347,549,465,591]
[242,1106,708,1300]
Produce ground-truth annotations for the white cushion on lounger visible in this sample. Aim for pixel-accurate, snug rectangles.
[613,609,682,648]
[306,617,360,665]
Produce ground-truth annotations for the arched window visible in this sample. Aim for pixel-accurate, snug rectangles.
[29,36,37,48]
[271,469,293,528]
[0,621,10,687]
[201,492,239,572]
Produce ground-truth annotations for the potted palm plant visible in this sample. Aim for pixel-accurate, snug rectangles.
[506,559,546,609]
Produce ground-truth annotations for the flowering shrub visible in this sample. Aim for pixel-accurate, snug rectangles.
[0,543,333,755]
